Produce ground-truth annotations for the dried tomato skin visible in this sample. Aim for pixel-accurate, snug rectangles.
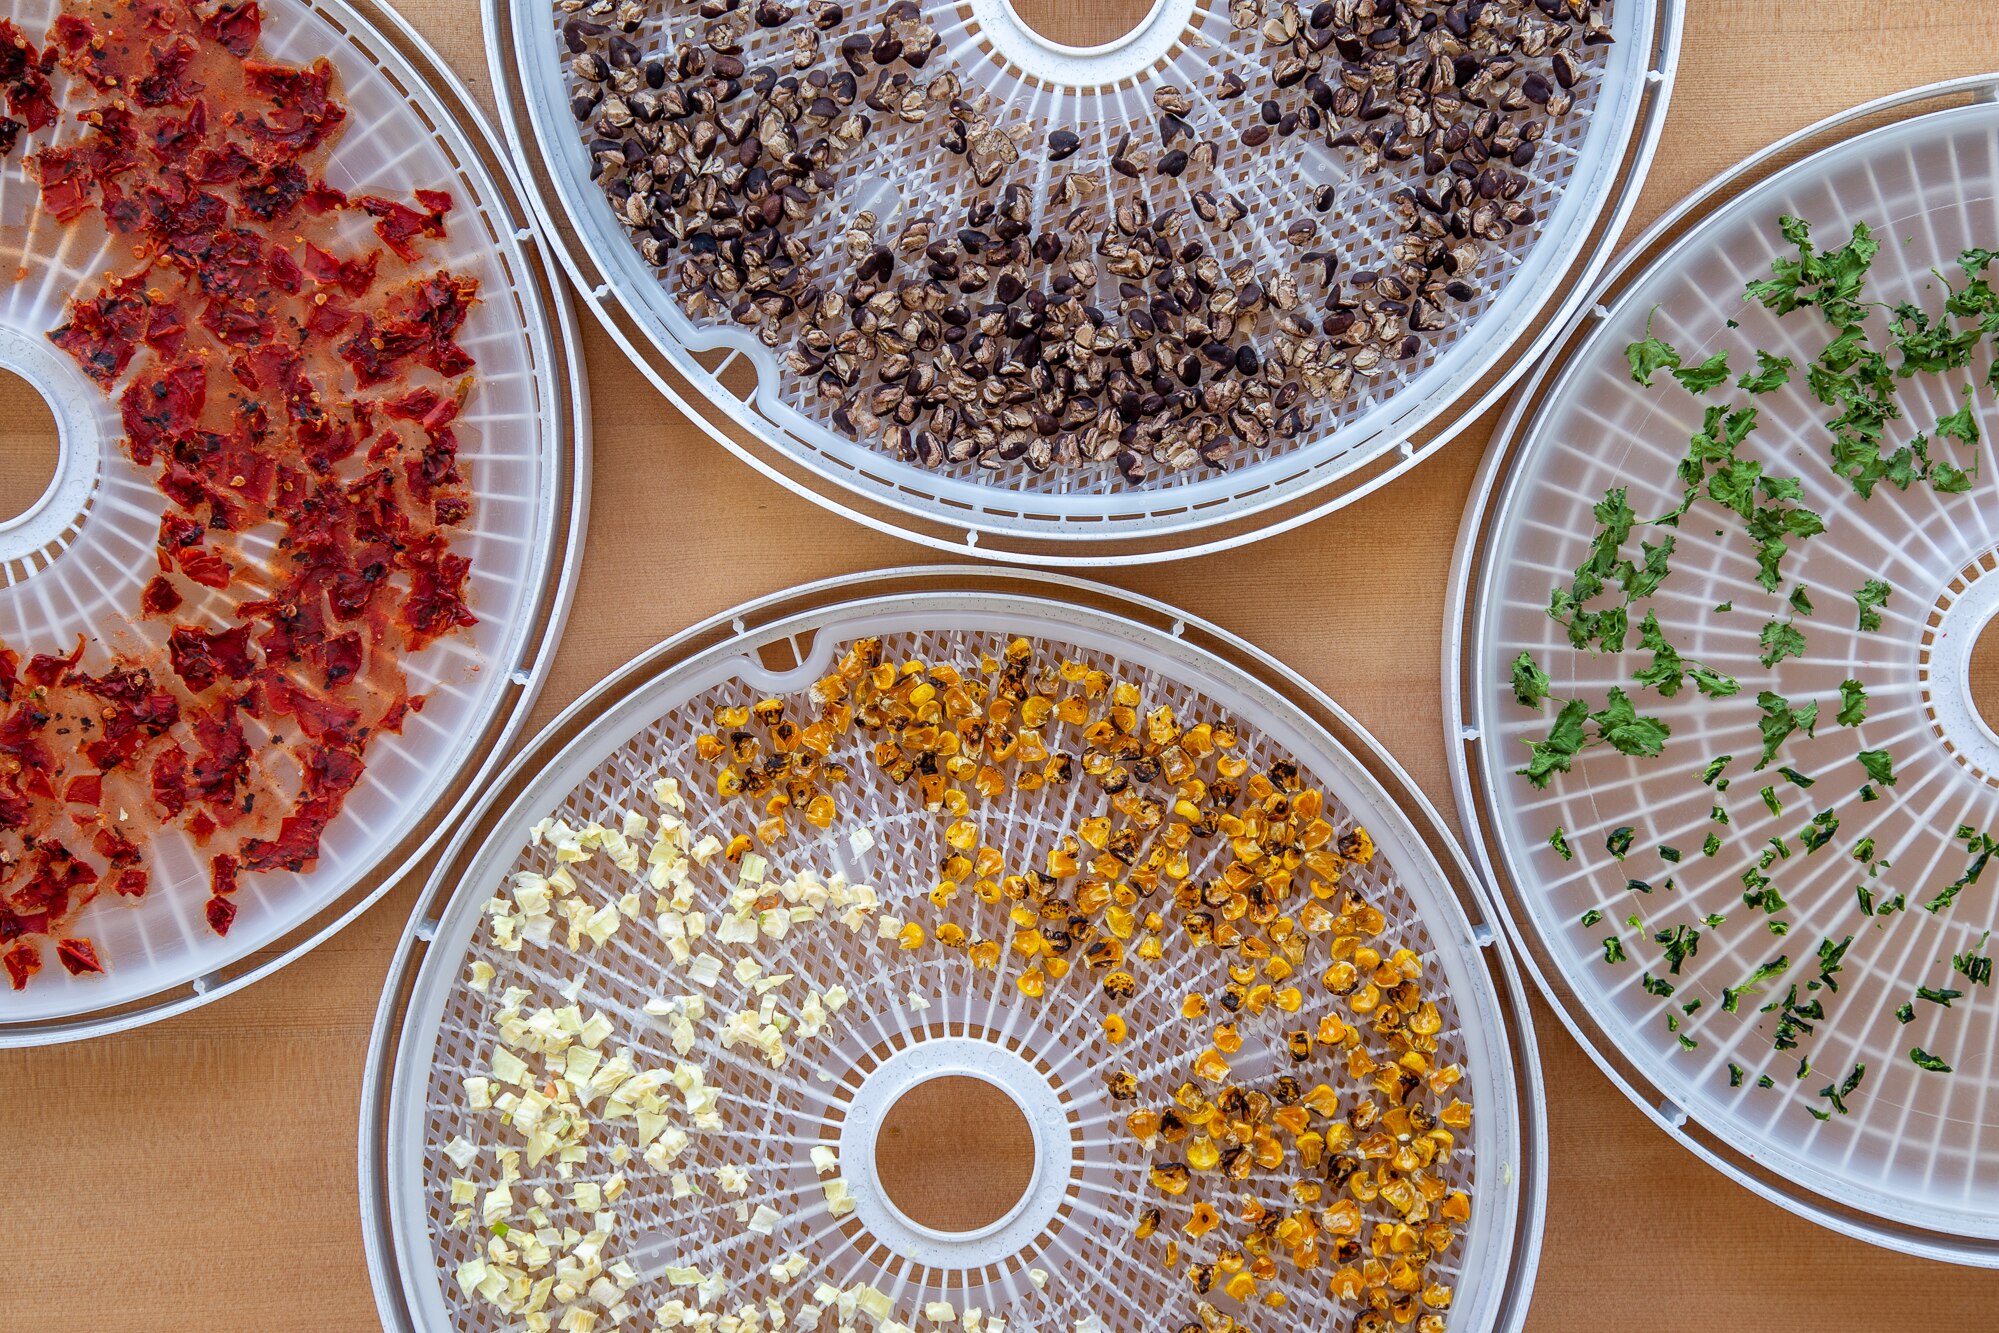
[204,894,236,936]
[186,703,252,806]
[121,357,209,466]
[149,744,189,817]
[0,21,57,139]
[79,671,181,769]
[302,243,377,298]
[201,3,262,58]
[23,637,83,688]
[236,159,309,221]
[261,671,361,747]
[92,828,139,868]
[55,937,102,975]
[168,623,258,693]
[132,33,199,108]
[51,285,152,385]
[241,57,345,159]
[4,943,41,990]
[312,631,364,688]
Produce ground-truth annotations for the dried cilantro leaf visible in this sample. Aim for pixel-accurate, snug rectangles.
[1852,578,1891,631]
[1626,329,1681,386]
[1755,690,1818,768]
[1671,351,1732,394]
[1737,349,1794,394]
[1836,678,1868,727]
[1518,697,1589,789]
[1758,617,1808,668]
[1510,651,1551,708]
[1593,687,1671,758]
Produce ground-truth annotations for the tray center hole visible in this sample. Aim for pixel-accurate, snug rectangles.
[873,1074,1034,1233]
[0,367,61,526]
[1971,611,1999,738]
[1008,0,1155,47]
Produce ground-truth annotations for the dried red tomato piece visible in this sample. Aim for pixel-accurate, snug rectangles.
[399,531,478,649]
[122,356,207,464]
[337,272,478,387]
[74,666,180,770]
[260,671,361,746]
[0,19,56,143]
[168,623,259,693]
[55,937,102,975]
[27,105,139,221]
[12,844,94,920]
[241,57,344,159]
[198,296,275,348]
[140,575,184,616]
[239,746,362,874]
[23,637,83,688]
[92,827,140,867]
[148,743,188,818]
[302,242,378,298]
[148,98,208,167]
[132,33,199,108]
[51,275,157,386]
[204,894,236,935]
[186,702,252,807]
[157,514,234,590]
[201,2,262,57]
[311,631,364,689]
[356,193,450,262]
[4,943,41,990]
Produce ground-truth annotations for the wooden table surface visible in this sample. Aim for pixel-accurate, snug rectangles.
[9,2,1999,1329]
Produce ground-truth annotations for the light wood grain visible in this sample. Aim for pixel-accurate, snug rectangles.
[8,3,1999,1330]
[0,369,58,523]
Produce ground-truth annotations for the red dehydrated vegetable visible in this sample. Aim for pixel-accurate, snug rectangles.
[0,0,481,986]
[55,937,102,975]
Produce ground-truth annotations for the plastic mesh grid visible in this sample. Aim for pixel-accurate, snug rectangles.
[405,622,1490,1333]
[1466,101,1999,1236]
[521,0,1639,523]
[0,0,568,1024]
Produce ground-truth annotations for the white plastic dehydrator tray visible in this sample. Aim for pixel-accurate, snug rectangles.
[0,0,587,1043]
[488,0,1680,564]
[362,570,1547,1333]
[1449,76,1999,1262]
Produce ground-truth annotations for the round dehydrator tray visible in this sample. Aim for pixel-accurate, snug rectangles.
[0,0,586,1043]
[1449,75,1999,1262]
[486,0,1679,564]
[362,569,1546,1333]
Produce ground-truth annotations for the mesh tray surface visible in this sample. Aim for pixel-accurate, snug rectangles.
[366,571,1544,1333]
[1450,79,1999,1259]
